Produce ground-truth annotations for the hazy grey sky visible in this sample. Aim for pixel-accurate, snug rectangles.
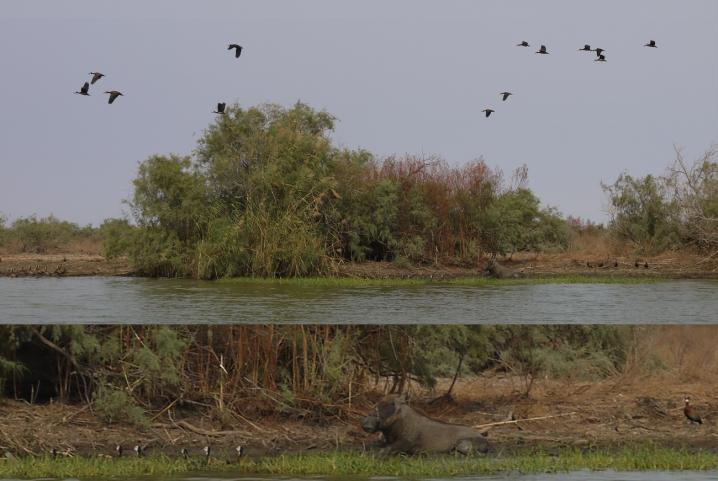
[1,1,717,225]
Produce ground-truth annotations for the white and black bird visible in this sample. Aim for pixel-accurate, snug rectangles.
[50,448,58,459]
[536,45,549,54]
[595,54,607,62]
[202,445,211,463]
[236,445,245,458]
[578,44,592,52]
[517,40,529,47]
[594,48,605,57]
[180,447,189,460]
[115,445,123,457]
[482,109,495,118]
[89,72,104,84]
[104,90,123,104]
[213,102,226,114]
[228,44,243,58]
[500,92,512,101]
[133,445,144,457]
[644,39,657,48]
[75,81,90,96]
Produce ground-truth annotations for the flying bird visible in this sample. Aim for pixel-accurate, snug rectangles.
[594,48,605,56]
[104,90,123,104]
[74,82,90,96]
[213,102,226,114]
[579,44,592,51]
[536,45,549,54]
[89,72,104,84]
[684,397,703,425]
[228,44,243,58]
[517,41,529,47]
[482,109,495,118]
[644,40,657,48]
[500,92,512,101]
[595,54,607,62]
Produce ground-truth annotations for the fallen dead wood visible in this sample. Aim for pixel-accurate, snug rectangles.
[474,412,578,429]
[163,416,249,437]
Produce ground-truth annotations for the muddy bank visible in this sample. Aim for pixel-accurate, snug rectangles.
[2,251,718,279]
[1,376,716,459]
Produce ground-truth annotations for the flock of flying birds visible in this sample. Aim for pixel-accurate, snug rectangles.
[480,38,659,118]
[73,43,244,109]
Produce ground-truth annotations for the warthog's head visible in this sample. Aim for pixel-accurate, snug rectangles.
[362,393,411,432]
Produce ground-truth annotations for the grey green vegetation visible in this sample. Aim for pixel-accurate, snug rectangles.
[2,325,631,420]
[1,446,716,478]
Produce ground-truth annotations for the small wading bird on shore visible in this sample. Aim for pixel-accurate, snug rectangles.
[75,81,90,96]
[536,45,549,54]
[134,444,144,457]
[89,72,104,84]
[228,44,243,58]
[684,397,703,425]
[104,90,123,104]
[115,445,123,457]
[500,92,512,101]
[203,445,211,464]
[236,445,245,458]
[482,108,494,118]
[644,40,657,48]
[181,447,189,459]
[213,102,226,114]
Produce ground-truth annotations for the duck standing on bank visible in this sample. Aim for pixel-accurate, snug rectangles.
[683,396,703,425]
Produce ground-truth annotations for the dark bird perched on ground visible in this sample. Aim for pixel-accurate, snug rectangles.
[482,108,494,118]
[644,261,649,268]
[595,54,607,62]
[228,44,243,57]
[613,260,618,268]
[180,448,189,460]
[500,92,512,101]
[634,260,640,268]
[579,44,592,51]
[597,262,604,268]
[536,45,549,54]
[644,40,657,48]
[134,445,144,457]
[586,261,593,268]
[213,102,226,114]
[75,81,90,96]
[684,397,703,424]
[89,72,104,84]
[104,90,123,104]
[115,445,123,457]
[50,448,58,459]
[594,48,605,56]
[517,40,529,47]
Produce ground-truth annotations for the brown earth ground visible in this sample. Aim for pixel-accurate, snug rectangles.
[1,250,717,279]
[1,372,717,459]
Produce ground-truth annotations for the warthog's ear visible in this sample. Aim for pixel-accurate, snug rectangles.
[378,401,395,419]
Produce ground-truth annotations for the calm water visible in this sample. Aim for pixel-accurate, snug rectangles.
[1,277,717,323]
[2,472,718,481]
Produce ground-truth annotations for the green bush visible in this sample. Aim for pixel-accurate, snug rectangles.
[93,385,148,427]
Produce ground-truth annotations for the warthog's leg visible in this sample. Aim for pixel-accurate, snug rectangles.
[454,439,474,456]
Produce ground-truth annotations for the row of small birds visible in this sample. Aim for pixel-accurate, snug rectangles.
[47,444,245,461]
[74,43,244,110]
[481,39,659,118]
[585,259,651,269]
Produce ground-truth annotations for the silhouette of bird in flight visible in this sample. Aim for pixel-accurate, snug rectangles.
[213,102,226,114]
[104,90,123,104]
[579,44,592,51]
[536,45,549,54]
[74,82,90,96]
[595,54,607,62]
[228,44,243,58]
[482,109,495,118]
[644,40,657,48]
[89,72,104,84]
[594,48,605,57]
[517,41,529,47]
[500,92,512,101]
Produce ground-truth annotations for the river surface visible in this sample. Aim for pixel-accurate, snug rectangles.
[2,471,718,481]
[1,277,717,323]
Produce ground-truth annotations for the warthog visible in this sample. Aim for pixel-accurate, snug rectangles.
[484,259,522,279]
[361,393,490,455]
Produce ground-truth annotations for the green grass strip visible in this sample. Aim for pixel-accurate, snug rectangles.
[1,446,716,478]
